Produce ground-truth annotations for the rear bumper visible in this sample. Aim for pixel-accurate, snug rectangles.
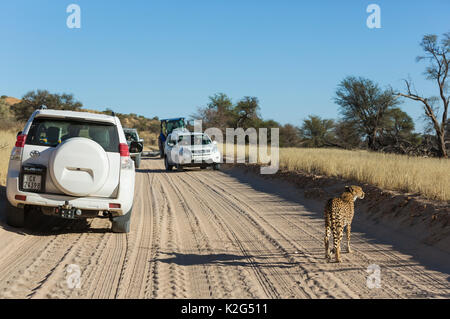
[6,168,135,216]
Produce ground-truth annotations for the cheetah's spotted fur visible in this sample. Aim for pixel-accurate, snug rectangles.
[324,186,365,263]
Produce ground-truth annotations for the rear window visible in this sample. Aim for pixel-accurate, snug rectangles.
[26,117,119,153]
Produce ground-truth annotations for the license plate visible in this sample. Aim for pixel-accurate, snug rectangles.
[22,174,42,191]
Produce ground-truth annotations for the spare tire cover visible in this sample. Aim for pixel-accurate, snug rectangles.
[49,137,110,196]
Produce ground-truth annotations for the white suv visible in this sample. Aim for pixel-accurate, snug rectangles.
[164,130,222,171]
[6,109,136,233]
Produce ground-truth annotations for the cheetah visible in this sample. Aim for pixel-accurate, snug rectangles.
[324,185,365,263]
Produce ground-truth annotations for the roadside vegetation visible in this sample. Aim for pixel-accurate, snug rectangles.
[279,148,449,202]
[220,143,449,201]
[0,130,17,186]
[0,97,22,185]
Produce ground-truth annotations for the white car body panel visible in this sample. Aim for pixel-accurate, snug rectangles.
[6,109,135,216]
[165,131,222,166]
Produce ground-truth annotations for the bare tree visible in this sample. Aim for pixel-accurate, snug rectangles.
[398,33,449,158]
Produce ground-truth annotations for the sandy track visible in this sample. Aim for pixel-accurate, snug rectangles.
[0,157,449,299]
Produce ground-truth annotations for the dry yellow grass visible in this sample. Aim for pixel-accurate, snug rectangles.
[0,130,17,187]
[220,143,449,201]
[278,148,449,201]
[139,131,158,150]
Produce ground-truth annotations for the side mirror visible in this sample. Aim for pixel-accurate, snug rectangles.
[130,141,143,153]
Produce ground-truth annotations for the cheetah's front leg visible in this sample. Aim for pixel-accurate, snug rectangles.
[346,225,352,253]
[324,226,331,261]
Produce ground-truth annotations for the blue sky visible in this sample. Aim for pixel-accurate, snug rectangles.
[1,0,449,131]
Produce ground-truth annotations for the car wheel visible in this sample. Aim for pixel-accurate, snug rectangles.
[176,163,184,172]
[111,207,132,233]
[6,201,26,228]
[159,141,164,158]
[164,156,173,171]
[134,154,141,169]
[200,165,207,170]
[213,163,221,171]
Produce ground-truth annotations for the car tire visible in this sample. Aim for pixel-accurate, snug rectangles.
[164,156,173,171]
[134,154,141,169]
[200,165,207,170]
[111,207,132,233]
[159,140,164,158]
[213,163,221,171]
[176,164,184,172]
[6,201,26,228]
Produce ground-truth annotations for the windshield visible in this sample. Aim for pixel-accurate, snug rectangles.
[177,134,211,146]
[166,119,185,134]
[26,118,119,153]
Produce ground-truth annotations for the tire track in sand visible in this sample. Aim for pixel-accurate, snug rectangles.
[158,171,229,298]
[179,170,320,298]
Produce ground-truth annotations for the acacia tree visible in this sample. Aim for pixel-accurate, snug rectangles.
[299,115,336,147]
[13,90,83,121]
[334,76,400,150]
[233,96,261,129]
[398,33,449,158]
[194,93,234,129]
[333,120,362,149]
[279,123,302,147]
[379,107,421,154]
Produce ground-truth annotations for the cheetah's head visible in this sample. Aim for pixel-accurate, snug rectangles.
[345,185,365,201]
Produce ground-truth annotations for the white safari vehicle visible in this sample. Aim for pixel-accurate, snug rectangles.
[6,109,136,233]
[164,130,221,171]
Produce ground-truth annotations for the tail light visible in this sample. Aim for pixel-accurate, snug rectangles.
[109,203,121,209]
[119,143,133,169]
[15,195,27,201]
[119,143,130,157]
[11,134,27,161]
[15,134,27,148]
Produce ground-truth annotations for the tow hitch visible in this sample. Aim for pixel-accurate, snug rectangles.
[56,201,82,219]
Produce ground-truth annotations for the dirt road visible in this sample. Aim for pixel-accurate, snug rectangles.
[0,156,449,299]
